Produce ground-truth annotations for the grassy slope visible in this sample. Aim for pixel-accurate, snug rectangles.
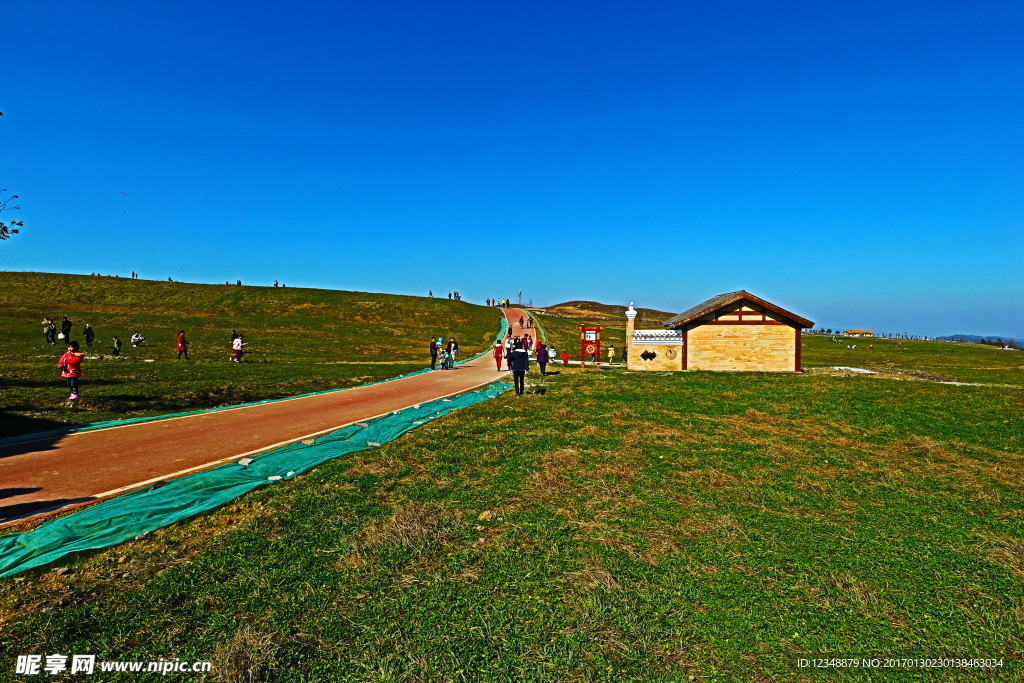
[0,272,503,437]
[0,326,1020,679]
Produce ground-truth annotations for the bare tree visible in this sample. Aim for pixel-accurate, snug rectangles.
[0,189,24,240]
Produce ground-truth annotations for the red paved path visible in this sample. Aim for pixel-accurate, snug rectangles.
[0,308,534,528]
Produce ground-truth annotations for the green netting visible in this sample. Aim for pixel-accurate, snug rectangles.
[0,381,511,578]
[0,317,510,449]
[529,313,549,344]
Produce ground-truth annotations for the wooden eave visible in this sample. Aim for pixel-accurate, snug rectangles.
[663,290,814,329]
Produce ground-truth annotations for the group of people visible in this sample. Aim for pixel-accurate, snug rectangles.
[42,322,250,402]
[430,336,460,370]
[491,331,570,396]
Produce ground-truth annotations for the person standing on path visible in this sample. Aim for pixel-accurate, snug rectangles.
[177,330,190,360]
[58,340,86,402]
[446,337,460,366]
[504,336,514,370]
[510,340,530,397]
[84,324,95,349]
[607,345,616,365]
[561,350,570,366]
[430,338,439,370]
[536,343,550,376]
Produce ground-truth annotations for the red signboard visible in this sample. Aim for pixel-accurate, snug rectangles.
[577,325,604,368]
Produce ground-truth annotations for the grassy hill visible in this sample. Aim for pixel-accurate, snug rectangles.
[0,272,503,436]
[1,322,1021,679]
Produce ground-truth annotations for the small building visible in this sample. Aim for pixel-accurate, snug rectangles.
[626,291,813,373]
[844,330,873,337]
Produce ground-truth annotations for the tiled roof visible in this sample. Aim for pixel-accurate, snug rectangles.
[662,291,813,328]
[662,291,746,327]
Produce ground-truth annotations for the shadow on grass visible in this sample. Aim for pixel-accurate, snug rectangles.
[0,411,76,448]
[0,378,126,389]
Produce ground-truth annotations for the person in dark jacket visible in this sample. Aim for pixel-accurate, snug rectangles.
[60,316,72,340]
[509,340,530,396]
[83,324,95,349]
[536,343,550,376]
[430,338,439,370]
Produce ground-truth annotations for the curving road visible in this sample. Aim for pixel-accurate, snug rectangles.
[0,308,535,528]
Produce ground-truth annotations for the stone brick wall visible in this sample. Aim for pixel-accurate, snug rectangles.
[627,344,684,371]
[687,323,796,372]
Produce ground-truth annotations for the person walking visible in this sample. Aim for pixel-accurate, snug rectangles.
[505,336,515,370]
[493,341,504,370]
[177,330,190,360]
[607,345,616,365]
[58,340,86,402]
[430,337,439,370]
[510,340,530,396]
[60,316,72,341]
[536,343,550,376]
[561,350,570,366]
[83,323,95,349]
[112,336,122,357]
[231,334,246,362]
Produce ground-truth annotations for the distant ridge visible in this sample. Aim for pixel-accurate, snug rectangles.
[937,334,1024,346]
[546,301,675,323]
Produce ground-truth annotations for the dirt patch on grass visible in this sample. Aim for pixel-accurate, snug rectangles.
[674,468,739,490]
[572,562,621,591]
[359,502,461,551]
[524,448,581,501]
[212,625,281,683]
[346,453,403,477]
[0,499,278,628]
[975,532,1024,581]
[826,571,881,615]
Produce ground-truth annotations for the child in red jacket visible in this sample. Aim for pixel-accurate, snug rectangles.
[58,340,86,401]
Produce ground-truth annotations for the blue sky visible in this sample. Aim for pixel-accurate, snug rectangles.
[3,1,1022,337]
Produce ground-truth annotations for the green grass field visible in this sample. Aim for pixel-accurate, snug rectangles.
[0,272,503,437]
[1,279,1021,681]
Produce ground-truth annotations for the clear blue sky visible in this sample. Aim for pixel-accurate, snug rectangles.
[3,1,1022,337]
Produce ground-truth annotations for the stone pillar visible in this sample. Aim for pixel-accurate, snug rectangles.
[624,302,637,370]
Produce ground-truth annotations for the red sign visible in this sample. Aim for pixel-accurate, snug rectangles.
[577,325,604,367]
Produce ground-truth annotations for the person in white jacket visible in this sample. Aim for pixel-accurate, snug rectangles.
[231,334,246,362]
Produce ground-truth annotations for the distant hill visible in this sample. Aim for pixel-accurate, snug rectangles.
[937,334,1024,347]
[545,300,675,323]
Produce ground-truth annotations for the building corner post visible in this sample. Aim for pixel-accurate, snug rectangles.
[624,302,637,370]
